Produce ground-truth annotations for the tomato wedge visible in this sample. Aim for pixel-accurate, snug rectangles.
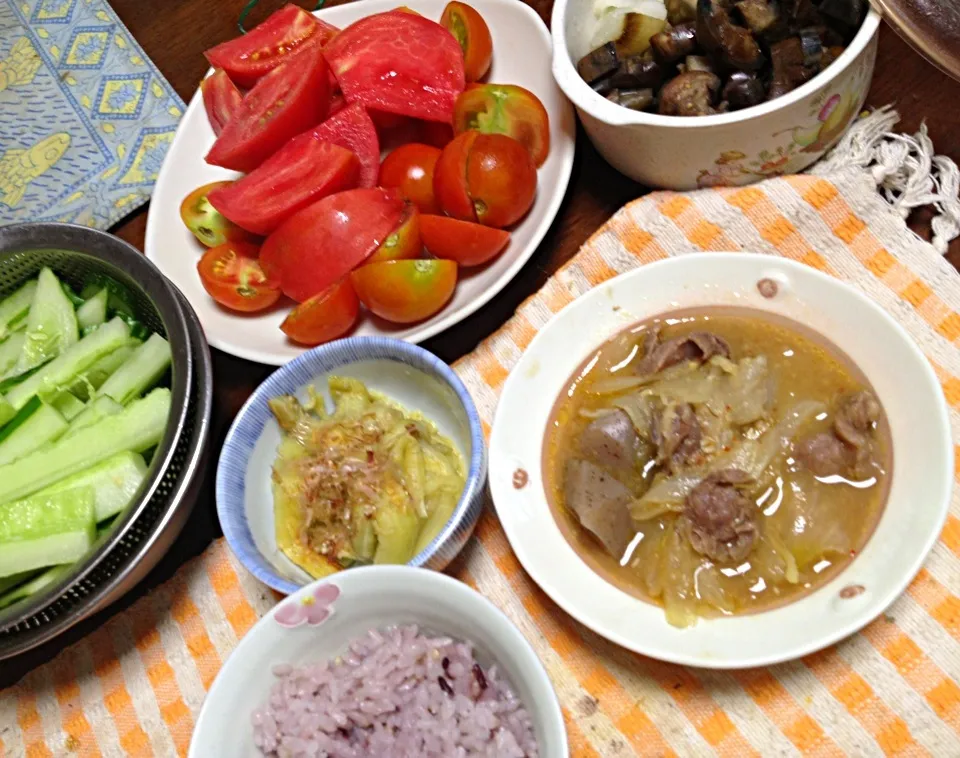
[206,47,331,173]
[204,4,338,88]
[368,204,421,262]
[310,104,380,188]
[281,279,359,346]
[201,69,242,137]
[323,11,465,123]
[208,139,358,235]
[420,215,509,266]
[261,188,405,303]
[180,181,258,248]
[440,2,493,82]
[197,241,281,312]
[453,84,551,166]
[351,259,457,323]
[379,143,441,214]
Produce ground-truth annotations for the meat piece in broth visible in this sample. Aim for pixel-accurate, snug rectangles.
[579,410,642,471]
[564,459,636,558]
[637,330,731,374]
[652,403,702,471]
[794,432,852,477]
[682,469,758,563]
[833,391,880,449]
[795,391,881,478]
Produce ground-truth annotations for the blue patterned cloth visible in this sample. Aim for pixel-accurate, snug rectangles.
[0,0,184,229]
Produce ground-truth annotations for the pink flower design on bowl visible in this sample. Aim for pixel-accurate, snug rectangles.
[274,583,340,628]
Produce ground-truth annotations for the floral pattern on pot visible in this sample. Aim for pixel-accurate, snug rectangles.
[274,583,340,628]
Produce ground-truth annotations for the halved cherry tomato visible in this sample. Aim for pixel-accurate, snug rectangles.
[208,138,358,235]
[368,204,421,262]
[261,188,404,302]
[281,279,359,345]
[433,130,477,221]
[197,241,281,312]
[440,2,492,83]
[310,103,380,188]
[180,181,258,248]
[453,84,550,166]
[323,11,465,123]
[206,47,331,173]
[201,69,242,137]
[379,143,441,214]
[351,259,457,323]
[420,215,509,266]
[204,4,338,88]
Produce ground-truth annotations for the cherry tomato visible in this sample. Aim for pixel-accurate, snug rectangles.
[205,47,331,173]
[180,181,258,248]
[368,204,422,262]
[281,279,359,345]
[440,2,493,82]
[197,241,281,312]
[433,130,477,221]
[351,259,457,323]
[201,69,242,137]
[205,4,338,88]
[379,144,441,214]
[453,84,550,166]
[420,215,509,266]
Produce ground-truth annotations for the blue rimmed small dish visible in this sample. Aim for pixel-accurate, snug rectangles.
[216,337,487,594]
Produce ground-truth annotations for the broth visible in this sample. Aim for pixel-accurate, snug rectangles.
[544,307,891,627]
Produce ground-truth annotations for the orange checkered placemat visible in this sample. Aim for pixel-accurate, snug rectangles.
[3,113,960,757]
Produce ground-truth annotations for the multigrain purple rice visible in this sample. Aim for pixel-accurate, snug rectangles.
[251,624,540,757]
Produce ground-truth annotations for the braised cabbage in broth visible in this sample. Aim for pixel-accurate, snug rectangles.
[544,308,890,627]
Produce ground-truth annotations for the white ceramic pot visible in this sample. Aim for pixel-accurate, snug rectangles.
[551,3,881,190]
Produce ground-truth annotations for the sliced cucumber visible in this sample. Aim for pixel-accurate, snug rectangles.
[0,569,39,595]
[97,333,171,406]
[0,402,68,466]
[0,565,67,609]
[0,333,26,377]
[9,268,79,378]
[0,396,41,445]
[0,388,170,504]
[52,392,85,421]
[64,395,124,437]
[64,341,139,402]
[76,288,108,332]
[0,487,96,578]
[0,397,14,429]
[5,317,130,410]
[40,451,148,522]
[0,280,37,341]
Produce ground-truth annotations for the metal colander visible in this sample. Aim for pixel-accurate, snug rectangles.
[0,222,211,656]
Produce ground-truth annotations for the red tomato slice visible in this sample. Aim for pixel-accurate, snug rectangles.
[368,204,421,262]
[204,4,338,88]
[453,84,551,166]
[261,188,404,303]
[328,92,348,117]
[351,259,457,323]
[440,2,493,83]
[310,104,380,188]
[197,241,281,312]
[281,279,359,346]
[208,139,359,235]
[323,11,466,123]
[379,143,441,214]
[180,181,259,248]
[420,215,509,266]
[201,69,242,137]
[206,48,331,173]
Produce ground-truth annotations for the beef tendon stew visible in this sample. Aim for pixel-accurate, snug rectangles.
[544,308,891,627]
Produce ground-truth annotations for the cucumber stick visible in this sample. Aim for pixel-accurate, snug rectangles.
[0,333,26,376]
[64,395,123,437]
[5,317,130,410]
[0,565,67,609]
[40,451,147,522]
[10,268,78,378]
[76,288,108,332]
[97,333,171,405]
[0,397,13,428]
[0,487,96,578]
[0,569,38,595]
[0,387,170,505]
[0,280,37,341]
[65,342,138,402]
[53,392,86,421]
[0,402,67,466]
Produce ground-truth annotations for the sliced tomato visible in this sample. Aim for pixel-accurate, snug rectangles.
[208,139,358,236]
[206,47,331,173]
[180,181,258,248]
[420,215,509,266]
[310,104,380,188]
[368,204,421,262]
[440,2,493,83]
[261,188,404,303]
[201,69,242,137]
[197,241,281,312]
[328,92,348,117]
[379,143,441,214]
[433,130,477,221]
[323,11,465,123]
[351,259,457,323]
[417,120,455,148]
[281,279,359,346]
[466,133,537,227]
[204,4,338,88]
[368,109,408,131]
[393,6,421,14]
[453,84,550,166]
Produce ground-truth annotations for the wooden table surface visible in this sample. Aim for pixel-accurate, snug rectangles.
[5,0,960,686]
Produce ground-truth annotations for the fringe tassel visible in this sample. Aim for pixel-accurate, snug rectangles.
[812,106,960,255]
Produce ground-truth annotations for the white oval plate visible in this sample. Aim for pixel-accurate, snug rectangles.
[146,0,575,365]
[489,253,952,668]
